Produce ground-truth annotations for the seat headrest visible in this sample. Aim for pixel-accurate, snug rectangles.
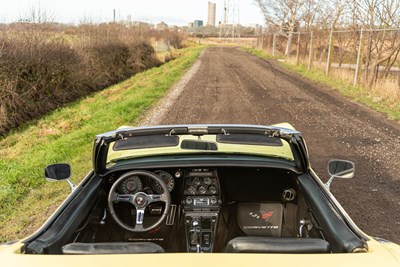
[225,236,330,253]
[62,242,165,254]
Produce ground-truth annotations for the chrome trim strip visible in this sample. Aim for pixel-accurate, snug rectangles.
[166,204,177,225]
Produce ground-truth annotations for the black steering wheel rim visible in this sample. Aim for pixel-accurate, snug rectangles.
[107,170,171,232]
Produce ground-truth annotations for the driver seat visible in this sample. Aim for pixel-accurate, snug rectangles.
[62,242,165,254]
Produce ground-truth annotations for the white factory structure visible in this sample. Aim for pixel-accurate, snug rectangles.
[207,2,216,27]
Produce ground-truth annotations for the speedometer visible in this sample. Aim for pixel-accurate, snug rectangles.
[151,170,175,194]
[119,175,143,194]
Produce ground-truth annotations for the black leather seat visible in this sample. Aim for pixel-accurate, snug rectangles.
[225,237,330,253]
[62,242,165,254]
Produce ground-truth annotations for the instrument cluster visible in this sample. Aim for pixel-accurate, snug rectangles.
[117,170,175,194]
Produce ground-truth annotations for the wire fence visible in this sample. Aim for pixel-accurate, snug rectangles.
[256,28,400,98]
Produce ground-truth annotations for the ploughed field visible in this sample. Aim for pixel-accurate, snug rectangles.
[150,47,400,244]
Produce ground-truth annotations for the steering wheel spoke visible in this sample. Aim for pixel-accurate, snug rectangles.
[136,208,145,225]
[147,194,164,204]
[115,193,134,204]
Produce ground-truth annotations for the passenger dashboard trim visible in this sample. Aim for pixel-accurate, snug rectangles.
[101,157,300,177]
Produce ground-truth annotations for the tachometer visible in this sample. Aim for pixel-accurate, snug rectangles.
[119,175,143,194]
[151,170,175,194]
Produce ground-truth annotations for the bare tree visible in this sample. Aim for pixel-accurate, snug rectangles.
[255,0,349,58]
[329,0,348,29]
[21,1,54,24]
[255,0,305,55]
[346,0,400,85]
[378,0,400,27]
[348,0,400,28]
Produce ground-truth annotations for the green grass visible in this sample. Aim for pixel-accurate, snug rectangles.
[241,47,276,60]
[0,45,206,242]
[243,47,400,121]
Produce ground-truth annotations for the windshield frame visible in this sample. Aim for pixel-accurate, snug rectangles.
[93,124,309,175]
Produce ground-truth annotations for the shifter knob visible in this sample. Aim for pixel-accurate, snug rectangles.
[192,219,199,227]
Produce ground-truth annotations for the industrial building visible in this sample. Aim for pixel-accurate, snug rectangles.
[193,20,203,28]
[207,2,216,26]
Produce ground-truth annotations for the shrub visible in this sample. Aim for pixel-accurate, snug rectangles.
[0,23,169,136]
[0,35,81,133]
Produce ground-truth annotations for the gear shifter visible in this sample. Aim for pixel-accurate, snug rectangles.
[190,230,200,245]
[190,230,201,253]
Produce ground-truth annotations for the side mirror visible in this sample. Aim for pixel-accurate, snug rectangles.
[325,159,355,190]
[45,164,75,191]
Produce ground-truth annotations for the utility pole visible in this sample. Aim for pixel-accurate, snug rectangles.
[219,0,240,40]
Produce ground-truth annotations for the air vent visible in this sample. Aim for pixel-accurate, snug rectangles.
[181,140,218,150]
[282,188,296,202]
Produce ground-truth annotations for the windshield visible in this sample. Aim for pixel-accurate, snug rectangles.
[106,133,294,166]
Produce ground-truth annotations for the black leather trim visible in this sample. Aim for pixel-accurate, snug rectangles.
[297,174,367,252]
[26,177,103,254]
[225,237,330,253]
[62,242,164,254]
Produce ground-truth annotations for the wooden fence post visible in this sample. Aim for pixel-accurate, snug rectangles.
[397,68,400,96]
[286,32,293,57]
[325,30,334,77]
[353,29,364,87]
[308,31,313,70]
[397,72,400,95]
[272,33,276,57]
[296,33,301,66]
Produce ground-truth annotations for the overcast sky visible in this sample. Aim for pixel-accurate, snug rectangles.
[0,0,265,26]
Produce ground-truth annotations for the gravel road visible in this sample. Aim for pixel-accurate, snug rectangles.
[144,47,400,243]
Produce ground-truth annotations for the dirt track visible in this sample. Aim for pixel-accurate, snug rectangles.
[151,47,400,243]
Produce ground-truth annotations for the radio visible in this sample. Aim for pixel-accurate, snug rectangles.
[185,196,218,206]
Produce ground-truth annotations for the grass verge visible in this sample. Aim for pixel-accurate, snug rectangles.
[243,47,400,121]
[0,44,206,242]
[241,47,275,60]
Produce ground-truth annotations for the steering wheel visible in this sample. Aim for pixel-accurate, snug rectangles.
[107,170,171,232]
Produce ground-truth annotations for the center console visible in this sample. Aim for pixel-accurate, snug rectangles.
[182,169,220,253]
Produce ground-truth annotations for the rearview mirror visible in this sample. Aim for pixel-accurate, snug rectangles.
[325,159,355,190]
[328,160,355,178]
[45,163,75,191]
[45,163,71,181]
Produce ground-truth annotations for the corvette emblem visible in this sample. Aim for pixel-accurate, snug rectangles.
[135,196,145,205]
[261,211,274,221]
